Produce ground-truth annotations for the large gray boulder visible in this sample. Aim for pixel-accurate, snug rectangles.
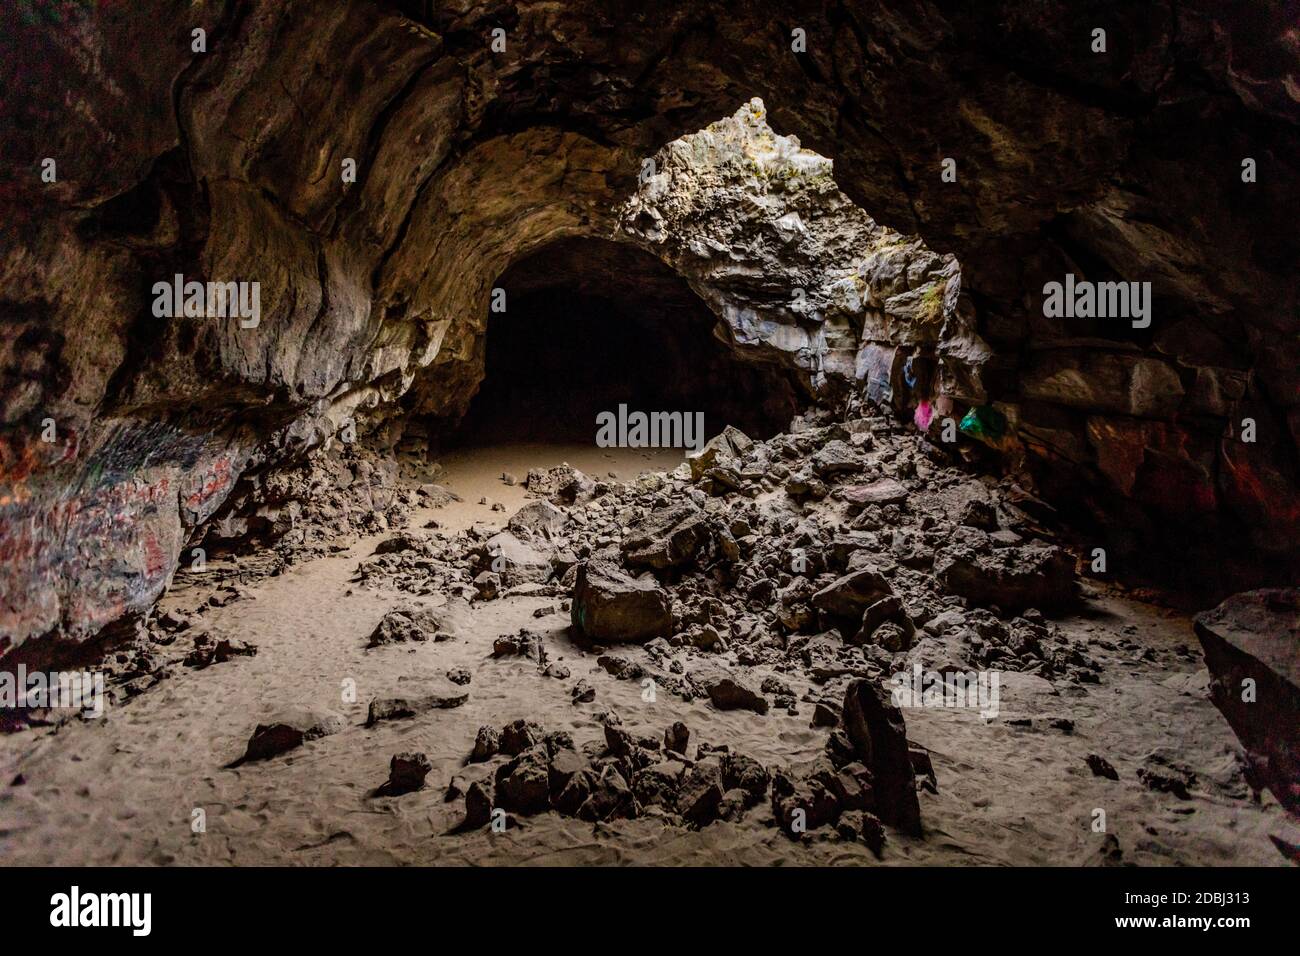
[571,560,672,643]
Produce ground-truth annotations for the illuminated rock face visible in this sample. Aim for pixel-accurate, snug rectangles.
[1,1,1297,651]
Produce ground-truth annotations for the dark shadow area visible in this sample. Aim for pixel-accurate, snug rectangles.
[448,237,804,447]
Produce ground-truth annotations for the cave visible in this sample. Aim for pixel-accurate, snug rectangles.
[0,0,1297,896]
[445,238,800,449]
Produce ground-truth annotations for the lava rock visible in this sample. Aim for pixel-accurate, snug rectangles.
[571,560,672,642]
[664,721,690,755]
[469,725,500,763]
[1193,588,1300,815]
[365,681,469,726]
[236,707,345,764]
[383,751,432,795]
[812,567,894,619]
[620,502,711,570]
[842,678,922,836]
[934,545,1077,613]
[1086,753,1119,780]
[695,666,769,715]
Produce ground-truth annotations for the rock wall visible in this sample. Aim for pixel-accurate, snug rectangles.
[2,0,1297,653]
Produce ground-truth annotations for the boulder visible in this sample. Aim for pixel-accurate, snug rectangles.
[842,679,922,836]
[620,502,711,570]
[841,478,909,507]
[934,545,1076,613]
[507,499,567,539]
[480,530,552,586]
[383,751,432,795]
[1194,587,1300,814]
[367,604,458,647]
[571,560,672,642]
[237,707,346,764]
[694,665,769,714]
[365,681,469,726]
[811,567,894,619]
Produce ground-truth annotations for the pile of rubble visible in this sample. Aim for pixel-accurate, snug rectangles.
[446,676,922,851]
[360,407,1098,694]
[345,405,1111,845]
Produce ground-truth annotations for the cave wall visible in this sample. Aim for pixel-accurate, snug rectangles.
[1,0,1297,652]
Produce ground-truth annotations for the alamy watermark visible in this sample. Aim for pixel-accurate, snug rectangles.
[152,273,261,328]
[49,886,150,936]
[595,404,705,451]
[1042,273,1150,329]
[1,665,105,719]
[889,663,1001,719]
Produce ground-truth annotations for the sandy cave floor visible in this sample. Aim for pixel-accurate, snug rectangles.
[0,443,1288,866]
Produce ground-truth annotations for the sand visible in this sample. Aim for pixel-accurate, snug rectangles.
[0,443,1288,866]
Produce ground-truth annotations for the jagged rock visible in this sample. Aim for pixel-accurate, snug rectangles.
[571,679,596,704]
[811,700,842,727]
[597,654,644,680]
[631,762,681,810]
[694,665,769,715]
[721,752,771,805]
[499,719,545,757]
[855,594,915,647]
[495,747,552,815]
[811,567,894,619]
[663,721,690,756]
[1086,754,1119,780]
[473,571,501,599]
[771,770,840,836]
[1193,588,1300,815]
[1137,750,1196,800]
[811,440,861,477]
[508,500,567,539]
[842,679,922,836]
[934,546,1076,613]
[460,781,494,831]
[959,499,998,530]
[687,429,746,481]
[546,749,589,797]
[383,752,431,795]
[493,629,544,660]
[469,725,500,763]
[677,759,725,826]
[571,560,672,642]
[237,707,345,764]
[842,479,909,507]
[374,532,426,555]
[480,531,553,586]
[367,605,456,647]
[446,667,471,686]
[576,764,634,822]
[620,502,711,570]
[365,681,469,726]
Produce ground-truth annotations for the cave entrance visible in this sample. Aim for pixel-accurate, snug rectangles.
[446,237,803,453]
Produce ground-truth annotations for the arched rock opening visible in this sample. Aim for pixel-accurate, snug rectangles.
[444,238,803,448]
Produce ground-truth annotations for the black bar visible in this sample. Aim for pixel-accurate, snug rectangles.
[0,866,1285,941]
